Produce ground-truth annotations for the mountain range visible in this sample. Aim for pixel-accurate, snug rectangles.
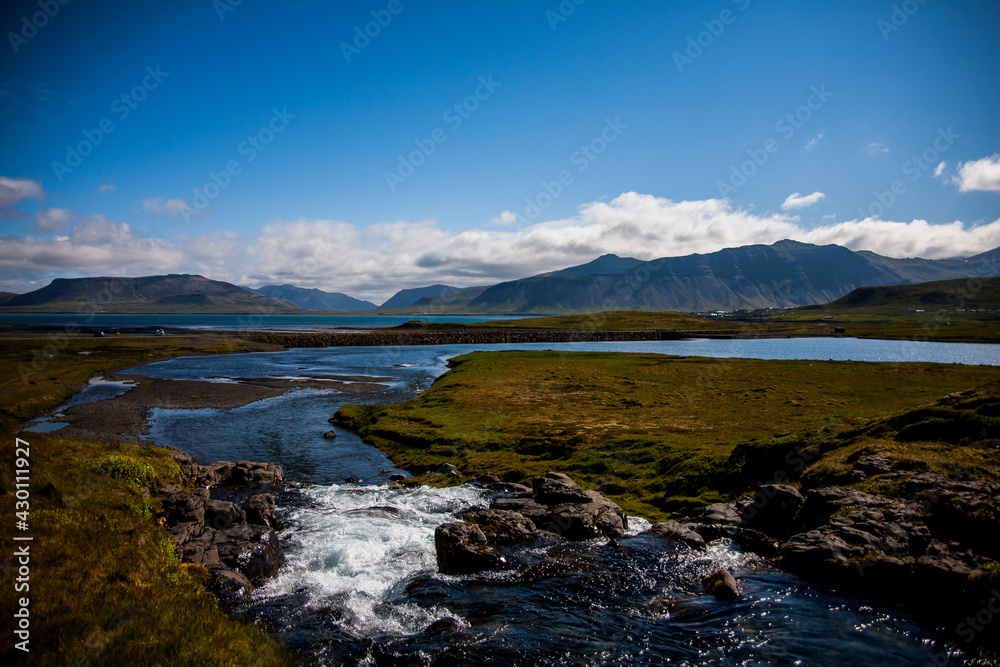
[458,240,997,314]
[0,275,302,313]
[2,240,996,314]
[251,284,378,311]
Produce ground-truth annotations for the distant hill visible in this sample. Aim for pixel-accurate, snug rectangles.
[409,286,489,310]
[542,254,645,278]
[462,240,995,314]
[380,284,465,310]
[252,284,377,311]
[0,292,18,306]
[813,276,1000,313]
[967,247,1000,269]
[0,275,303,313]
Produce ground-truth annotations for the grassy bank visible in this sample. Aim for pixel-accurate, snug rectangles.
[396,307,1000,343]
[0,333,291,666]
[0,333,281,432]
[334,351,1000,520]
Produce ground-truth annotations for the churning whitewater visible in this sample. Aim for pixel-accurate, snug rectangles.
[121,342,971,665]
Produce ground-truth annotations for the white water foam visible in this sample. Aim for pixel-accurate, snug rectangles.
[256,483,487,637]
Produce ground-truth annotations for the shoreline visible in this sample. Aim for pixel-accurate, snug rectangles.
[49,371,392,443]
[11,339,1000,661]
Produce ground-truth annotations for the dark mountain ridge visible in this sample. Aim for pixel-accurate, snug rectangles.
[252,284,377,311]
[465,240,992,313]
[1,275,303,313]
[380,284,465,309]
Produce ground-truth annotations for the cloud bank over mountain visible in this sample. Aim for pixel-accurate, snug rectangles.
[2,188,998,301]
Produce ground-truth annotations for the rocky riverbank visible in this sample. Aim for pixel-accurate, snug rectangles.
[431,471,744,604]
[159,455,289,603]
[46,371,385,605]
[687,473,1000,654]
[426,466,999,654]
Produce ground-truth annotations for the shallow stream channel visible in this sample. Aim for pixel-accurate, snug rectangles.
[56,339,1000,665]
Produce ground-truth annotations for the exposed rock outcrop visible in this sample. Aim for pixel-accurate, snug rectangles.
[702,570,740,600]
[171,454,285,489]
[435,522,504,574]
[160,457,286,601]
[433,471,628,574]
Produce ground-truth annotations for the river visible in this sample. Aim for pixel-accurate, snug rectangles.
[97,339,1000,664]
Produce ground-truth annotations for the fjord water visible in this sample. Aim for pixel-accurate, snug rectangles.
[127,339,996,665]
[0,312,527,330]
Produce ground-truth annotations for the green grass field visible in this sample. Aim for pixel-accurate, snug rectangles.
[0,333,290,666]
[335,350,1000,520]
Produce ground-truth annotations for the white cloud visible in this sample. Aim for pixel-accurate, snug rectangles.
[864,141,889,155]
[98,184,117,194]
[803,130,824,151]
[952,154,1000,192]
[140,197,195,218]
[4,192,998,299]
[0,216,185,276]
[140,197,164,213]
[28,208,74,233]
[0,176,43,208]
[797,217,1000,259]
[933,161,947,178]
[781,191,826,210]
[487,210,518,227]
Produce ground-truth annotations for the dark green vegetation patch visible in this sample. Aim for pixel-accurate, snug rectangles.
[336,351,1000,520]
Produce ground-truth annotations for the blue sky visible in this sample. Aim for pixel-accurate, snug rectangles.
[1,0,999,301]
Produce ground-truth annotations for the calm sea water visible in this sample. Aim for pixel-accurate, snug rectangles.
[96,338,994,665]
[0,312,528,330]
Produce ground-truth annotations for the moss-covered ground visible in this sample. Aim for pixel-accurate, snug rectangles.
[335,351,1000,520]
[0,333,291,666]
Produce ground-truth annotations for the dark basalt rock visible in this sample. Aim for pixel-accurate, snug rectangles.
[423,617,463,636]
[437,463,460,477]
[648,520,706,550]
[178,458,285,489]
[242,493,277,529]
[208,568,254,600]
[163,488,209,524]
[532,472,592,505]
[215,524,284,585]
[491,481,628,541]
[434,522,504,574]
[163,458,287,599]
[701,502,743,526]
[739,484,804,537]
[457,508,537,545]
[852,453,893,479]
[205,499,246,530]
[703,570,739,600]
[433,471,629,575]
